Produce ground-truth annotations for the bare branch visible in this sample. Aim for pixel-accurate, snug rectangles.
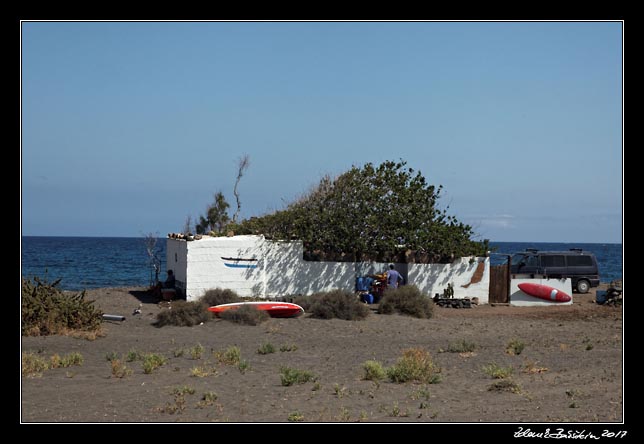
[233,154,251,223]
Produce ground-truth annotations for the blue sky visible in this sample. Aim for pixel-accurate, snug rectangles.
[21,21,623,243]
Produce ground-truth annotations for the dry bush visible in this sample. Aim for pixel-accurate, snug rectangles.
[219,304,269,325]
[199,288,241,307]
[377,285,434,319]
[308,290,370,320]
[154,301,211,327]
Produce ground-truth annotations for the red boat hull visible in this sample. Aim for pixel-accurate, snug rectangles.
[208,301,304,318]
[518,283,571,303]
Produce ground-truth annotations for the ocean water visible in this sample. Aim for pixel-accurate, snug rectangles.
[20,237,623,291]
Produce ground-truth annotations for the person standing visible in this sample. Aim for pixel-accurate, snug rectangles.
[386,264,403,289]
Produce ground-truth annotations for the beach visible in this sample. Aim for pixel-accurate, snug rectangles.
[21,286,622,423]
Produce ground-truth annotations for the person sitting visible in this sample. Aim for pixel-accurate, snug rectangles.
[163,269,176,289]
[152,270,176,299]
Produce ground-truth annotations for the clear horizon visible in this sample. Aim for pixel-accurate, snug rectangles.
[21,21,623,243]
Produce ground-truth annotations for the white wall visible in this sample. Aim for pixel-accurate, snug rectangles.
[169,235,490,303]
[409,257,490,304]
[510,276,573,306]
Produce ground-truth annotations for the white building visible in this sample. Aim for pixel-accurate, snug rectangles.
[167,234,490,303]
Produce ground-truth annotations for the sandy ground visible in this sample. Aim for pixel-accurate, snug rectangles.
[21,286,623,423]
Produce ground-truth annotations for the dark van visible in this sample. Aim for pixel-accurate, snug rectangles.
[509,249,600,293]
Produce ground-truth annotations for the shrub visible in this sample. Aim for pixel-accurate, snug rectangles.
[111,359,133,378]
[308,290,370,321]
[280,366,316,386]
[387,348,441,384]
[22,276,102,336]
[189,343,205,359]
[446,340,477,353]
[215,346,242,366]
[378,285,434,319]
[219,304,269,325]
[289,295,314,311]
[154,301,211,327]
[362,360,386,381]
[482,363,514,379]
[257,342,276,355]
[288,411,305,422]
[199,288,241,307]
[22,352,49,377]
[142,353,167,374]
[505,339,525,356]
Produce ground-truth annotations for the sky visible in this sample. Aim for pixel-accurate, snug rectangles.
[21,21,623,243]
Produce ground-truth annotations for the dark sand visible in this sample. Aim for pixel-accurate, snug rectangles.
[21,286,623,423]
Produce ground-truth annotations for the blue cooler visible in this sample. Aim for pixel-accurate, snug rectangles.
[595,290,607,305]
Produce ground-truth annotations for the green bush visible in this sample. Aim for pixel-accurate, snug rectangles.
[215,346,242,366]
[446,339,477,353]
[154,301,211,327]
[362,360,386,381]
[22,276,102,336]
[482,363,514,379]
[257,342,276,355]
[377,285,434,319]
[505,339,525,356]
[199,288,241,307]
[308,290,370,321]
[142,353,167,374]
[387,348,441,384]
[280,366,316,386]
[219,304,269,325]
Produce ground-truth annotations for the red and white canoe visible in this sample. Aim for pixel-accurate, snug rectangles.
[518,283,572,303]
[208,301,304,318]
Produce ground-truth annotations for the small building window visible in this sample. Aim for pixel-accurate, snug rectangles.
[175,253,178,262]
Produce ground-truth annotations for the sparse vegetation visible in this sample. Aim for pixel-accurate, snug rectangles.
[257,342,276,355]
[482,363,514,379]
[506,339,525,356]
[142,353,167,374]
[387,348,441,384]
[197,391,218,408]
[153,301,211,327]
[190,364,216,378]
[523,361,549,374]
[280,366,316,386]
[22,276,102,337]
[279,344,298,352]
[288,411,305,422]
[362,360,386,381]
[22,351,84,377]
[446,339,477,353]
[111,359,133,378]
[307,290,370,320]
[378,285,434,319]
[189,343,205,360]
[488,380,521,394]
[215,346,242,366]
[219,304,269,325]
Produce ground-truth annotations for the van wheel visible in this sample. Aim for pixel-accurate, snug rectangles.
[576,280,590,294]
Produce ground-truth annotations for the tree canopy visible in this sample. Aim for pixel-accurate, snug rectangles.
[231,160,487,263]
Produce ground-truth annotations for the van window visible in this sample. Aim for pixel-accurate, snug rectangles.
[542,255,565,267]
[567,255,593,267]
[525,255,539,267]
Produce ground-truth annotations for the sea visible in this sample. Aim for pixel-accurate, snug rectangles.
[20,237,624,292]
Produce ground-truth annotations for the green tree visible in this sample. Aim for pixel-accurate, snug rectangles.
[234,160,485,262]
[196,191,230,235]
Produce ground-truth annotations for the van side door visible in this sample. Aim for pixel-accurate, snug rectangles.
[541,254,566,278]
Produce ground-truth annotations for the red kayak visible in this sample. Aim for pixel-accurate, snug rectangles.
[518,283,572,303]
[208,301,304,318]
